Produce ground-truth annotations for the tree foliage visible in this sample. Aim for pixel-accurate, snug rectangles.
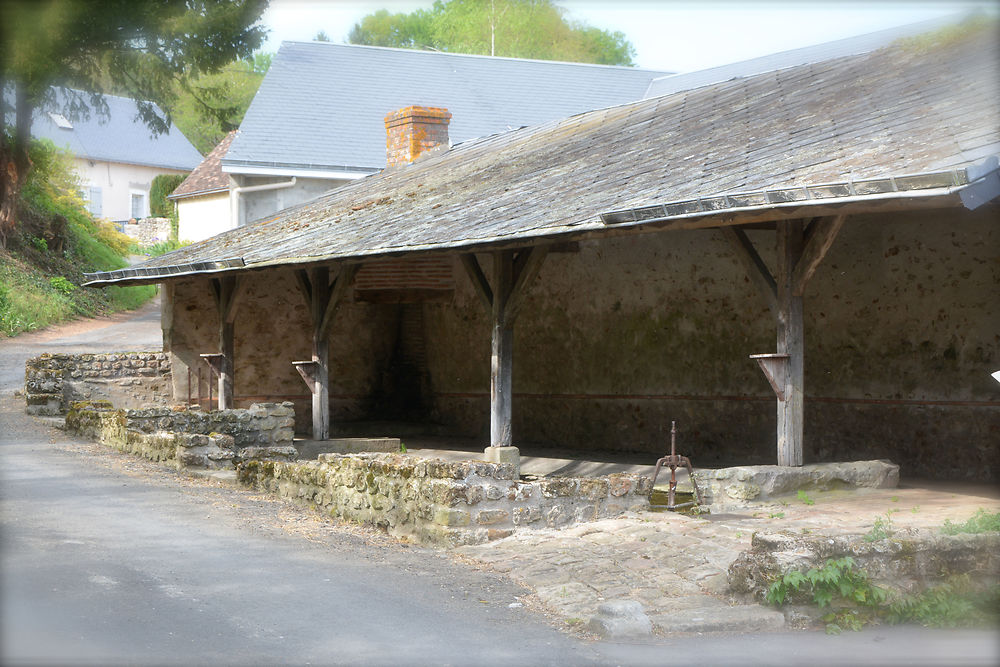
[0,0,269,247]
[150,174,187,218]
[348,0,635,66]
[169,53,272,154]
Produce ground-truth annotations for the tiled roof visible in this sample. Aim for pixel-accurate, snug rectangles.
[90,26,999,284]
[169,131,237,199]
[223,41,670,173]
[8,88,203,170]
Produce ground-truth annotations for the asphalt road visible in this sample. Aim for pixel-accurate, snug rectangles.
[1,301,997,666]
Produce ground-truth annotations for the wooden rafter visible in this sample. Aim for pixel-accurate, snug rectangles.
[460,253,493,310]
[723,226,777,315]
[792,214,847,296]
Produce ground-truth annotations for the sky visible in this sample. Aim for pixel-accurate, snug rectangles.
[260,0,995,72]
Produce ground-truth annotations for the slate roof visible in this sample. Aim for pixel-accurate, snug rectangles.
[9,88,203,170]
[169,131,238,199]
[223,42,670,174]
[88,26,1000,285]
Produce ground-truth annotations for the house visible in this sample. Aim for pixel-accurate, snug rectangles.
[15,88,202,223]
[169,131,237,242]
[181,41,671,239]
[86,22,1000,482]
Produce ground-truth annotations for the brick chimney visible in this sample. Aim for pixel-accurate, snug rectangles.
[384,106,452,167]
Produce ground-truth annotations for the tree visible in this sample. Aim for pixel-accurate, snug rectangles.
[0,0,269,248]
[169,52,273,154]
[348,0,635,65]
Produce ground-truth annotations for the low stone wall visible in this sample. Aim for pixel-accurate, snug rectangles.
[125,403,295,449]
[123,216,172,247]
[64,400,297,470]
[237,453,651,546]
[25,352,171,415]
[691,461,899,510]
[728,529,1000,603]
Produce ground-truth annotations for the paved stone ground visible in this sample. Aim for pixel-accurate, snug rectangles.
[455,484,1000,636]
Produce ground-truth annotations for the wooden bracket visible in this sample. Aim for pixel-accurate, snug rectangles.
[460,253,493,311]
[200,353,226,378]
[292,360,320,393]
[750,353,789,401]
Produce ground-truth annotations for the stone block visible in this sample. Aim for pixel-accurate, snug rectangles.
[324,438,401,454]
[433,507,471,527]
[587,601,652,638]
[483,446,519,477]
[540,478,579,498]
[608,474,634,497]
[511,506,540,526]
[475,509,511,526]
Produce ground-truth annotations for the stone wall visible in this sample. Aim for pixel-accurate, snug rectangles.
[25,352,171,415]
[122,216,172,247]
[125,402,295,449]
[237,454,651,546]
[728,530,1000,602]
[64,400,297,467]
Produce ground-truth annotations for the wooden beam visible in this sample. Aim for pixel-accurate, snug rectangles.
[223,277,248,324]
[490,250,515,448]
[209,278,236,410]
[504,245,549,323]
[293,269,312,304]
[792,214,847,296]
[460,253,493,311]
[723,226,777,316]
[307,267,330,440]
[319,264,358,339]
[775,220,805,467]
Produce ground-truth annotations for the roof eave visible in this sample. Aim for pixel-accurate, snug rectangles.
[81,184,981,288]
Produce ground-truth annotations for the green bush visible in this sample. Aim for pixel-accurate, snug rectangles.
[50,276,77,294]
[150,173,187,217]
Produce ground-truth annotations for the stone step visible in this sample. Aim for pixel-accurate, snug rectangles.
[648,602,785,634]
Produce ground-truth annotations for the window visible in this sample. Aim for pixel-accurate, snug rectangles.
[130,191,146,219]
[87,186,102,217]
[47,112,73,129]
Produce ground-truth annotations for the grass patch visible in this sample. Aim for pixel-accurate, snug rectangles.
[0,139,156,338]
[941,509,1000,535]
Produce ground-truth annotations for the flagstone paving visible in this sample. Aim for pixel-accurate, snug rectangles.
[455,485,1000,636]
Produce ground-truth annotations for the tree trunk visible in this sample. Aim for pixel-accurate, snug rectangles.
[0,82,34,249]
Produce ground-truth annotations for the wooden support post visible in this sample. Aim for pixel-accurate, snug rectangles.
[210,276,245,410]
[294,265,358,440]
[729,217,847,467]
[776,221,805,466]
[490,250,515,448]
[462,247,548,450]
[310,266,331,440]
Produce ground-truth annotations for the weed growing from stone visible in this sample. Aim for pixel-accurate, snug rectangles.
[941,508,1000,535]
[797,490,815,505]
[769,512,785,519]
[887,575,1000,628]
[767,561,999,633]
[766,557,886,608]
[864,511,896,542]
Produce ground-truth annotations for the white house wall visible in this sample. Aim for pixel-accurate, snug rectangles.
[177,192,232,242]
[75,158,188,222]
[235,176,351,226]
